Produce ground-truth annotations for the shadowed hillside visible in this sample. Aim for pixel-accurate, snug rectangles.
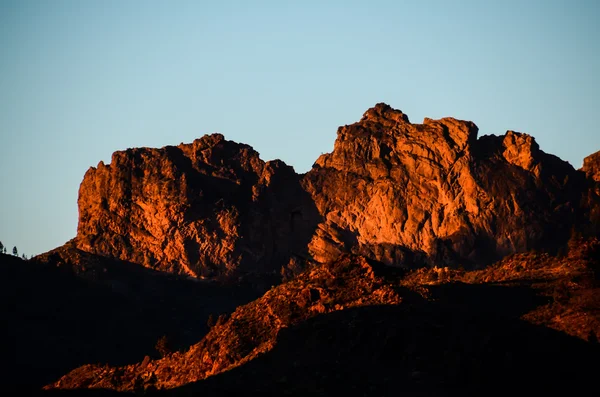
[3,247,260,393]
[45,239,600,395]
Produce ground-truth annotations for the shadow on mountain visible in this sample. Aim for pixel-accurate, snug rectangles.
[171,283,598,396]
[426,280,551,317]
[31,390,128,397]
[2,251,260,393]
[12,254,600,396]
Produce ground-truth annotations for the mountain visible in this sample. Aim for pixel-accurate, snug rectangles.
[6,103,600,395]
[303,103,596,267]
[72,104,598,281]
[74,133,318,281]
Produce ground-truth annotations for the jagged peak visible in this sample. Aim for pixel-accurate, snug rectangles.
[503,130,539,147]
[182,133,253,155]
[188,132,226,148]
[582,150,600,182]
[584,150,600,163]
[500,130,542,173]
[361,102,410,124]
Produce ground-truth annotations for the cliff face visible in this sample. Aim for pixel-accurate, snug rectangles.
[74,104,596,278]
[75,133,319,279]
[581,150,600,237]
[303,103,587,267]
[583,150,600,182]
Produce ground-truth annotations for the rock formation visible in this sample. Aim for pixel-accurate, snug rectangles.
[10,103,600,395]
[73,103,597,279]
[303,103,588,267]
[75,134,319,280]
[583,150,600,182]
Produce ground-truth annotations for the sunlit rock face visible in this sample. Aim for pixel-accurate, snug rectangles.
[583,150,600,183]
[581,150,600,237]
[302,103,588,268]
[74,103,596,277]
[75,133,319,280]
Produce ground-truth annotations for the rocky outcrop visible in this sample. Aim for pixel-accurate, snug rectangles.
[303,103,588,267]
[583,150,600,182]
[74,103,596,277]
[75,134,319,280]
[580,150,600,238]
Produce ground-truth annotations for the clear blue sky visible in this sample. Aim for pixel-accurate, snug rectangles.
[1,0,599,257]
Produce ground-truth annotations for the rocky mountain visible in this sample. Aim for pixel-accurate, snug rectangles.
[303,104,594,267]
[8,103,600,396]
[74,103,597,279]
[75,133,318,280]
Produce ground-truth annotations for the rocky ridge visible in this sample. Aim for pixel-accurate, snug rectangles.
[73,103,597,280]
[46,238,600,395]
[46,255,403,392]
[303,104,588,267]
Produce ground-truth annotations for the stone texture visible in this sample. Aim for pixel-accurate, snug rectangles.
[75,133,319,280]
[581,150,600,237]
[583,150,600,182]
[73,103,598,278]
[302,103,589,268]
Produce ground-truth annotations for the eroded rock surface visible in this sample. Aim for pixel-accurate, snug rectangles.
[303,103,589,267]
[583,150,600,182]
[75,134,319,279]
[74,104,597,277]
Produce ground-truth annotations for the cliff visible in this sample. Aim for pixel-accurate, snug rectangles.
[303,103,589,267]
[73,104,597,278]
[75,134,319,280]
[583,150,600,182]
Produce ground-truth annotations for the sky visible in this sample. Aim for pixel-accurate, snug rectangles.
[1,0,599,258]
